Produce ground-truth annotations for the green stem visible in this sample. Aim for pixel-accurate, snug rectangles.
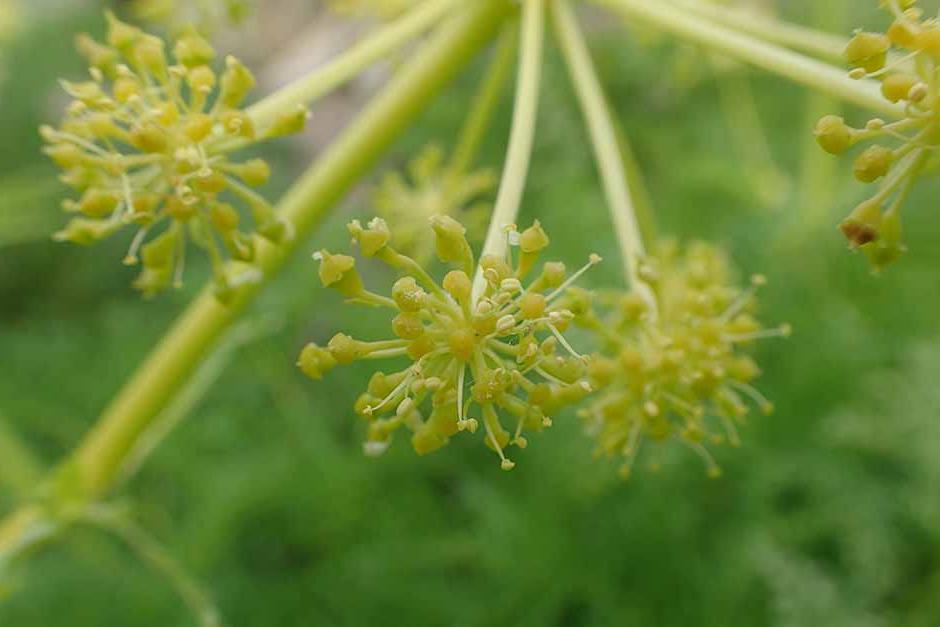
[448,26,517,178]
[247,0,462,129]
[669,0,848,64]
[594,0,904,118]
[551,0,656,311]
[0,0,511,557]
[473,0,545,303]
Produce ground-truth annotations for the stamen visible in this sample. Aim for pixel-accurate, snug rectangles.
[546,253,602,302]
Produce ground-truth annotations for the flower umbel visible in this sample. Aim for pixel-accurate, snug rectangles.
[373,143,496,263]
[42,12,307,297]
[298,216,600,469]
[574,241,789,479]
[815,0,940,270]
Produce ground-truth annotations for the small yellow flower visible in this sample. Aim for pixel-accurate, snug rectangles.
[373,144,496,263]
[573,241,788,479]
[43,13,307,297]
[815,0,940,270]
[298,216,600,469]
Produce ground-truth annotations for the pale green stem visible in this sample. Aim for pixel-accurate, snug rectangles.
[668,0,848,64]
[594,0,904,118]
[0,0,511,557]
[247,0,461,129]
[473,0,545,304]
[448,26,517,178]
[551,0,656,312]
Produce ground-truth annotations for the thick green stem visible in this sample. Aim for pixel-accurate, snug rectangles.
[448,27,517,178]
[669,0,847,64]
[473,0,545,303]
[248,0,462,129]
[595,0,904,118]
[552,0,656,311]
[0,0,510,559]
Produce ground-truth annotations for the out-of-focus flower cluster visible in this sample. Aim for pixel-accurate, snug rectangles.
[814,0,939,270]
[373,144,495,264]
[572,241,789,479]
[298,216,599,469]
[128,0,252,33]
[42,13,307,298]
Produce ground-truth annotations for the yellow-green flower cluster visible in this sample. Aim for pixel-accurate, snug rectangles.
[373,144,495,263]
[298,216,599,469]
[574,242,789,479]
[42,13,307,297]
[814,0,939,270]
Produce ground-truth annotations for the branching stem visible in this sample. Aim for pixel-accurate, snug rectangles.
[473,0,545,304]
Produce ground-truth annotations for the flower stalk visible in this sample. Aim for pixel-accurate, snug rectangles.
[552,0,656,313]
[247,0,462,129]
[474,0,545,303]
[668,0,849,64]
[595,0,904,118]
[0,0,512,561]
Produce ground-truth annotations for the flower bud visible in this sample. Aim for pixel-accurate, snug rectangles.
[442,270,472,302]
[431,215,471,266]
[315,250,364,297]
[915,26,940,60]
[519,292,546,319]
[219,55,255,108]
[518,220,549,277]
[853,145,893,182]
[844,31,890,72]
[297,343,337,380]
[839,199,882,247]
[328,333,362,364]
[863,207,906,269]
[391,276,426,312]
[881,73,918,102]
[392,312,425,340]
[888,19,919,49]
[173,28,216,67]
[814,115,854,155]
[348,217,390,257]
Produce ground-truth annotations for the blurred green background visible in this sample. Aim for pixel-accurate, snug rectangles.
[2,1,940,625]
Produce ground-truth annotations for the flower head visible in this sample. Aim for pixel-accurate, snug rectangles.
[298,217,600,469]
[815,0,940,270]
[573,241,788,479]
[42,12,307,297]
[373,144,496,263]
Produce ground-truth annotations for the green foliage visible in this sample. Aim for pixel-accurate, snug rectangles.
[3,4,940,626]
